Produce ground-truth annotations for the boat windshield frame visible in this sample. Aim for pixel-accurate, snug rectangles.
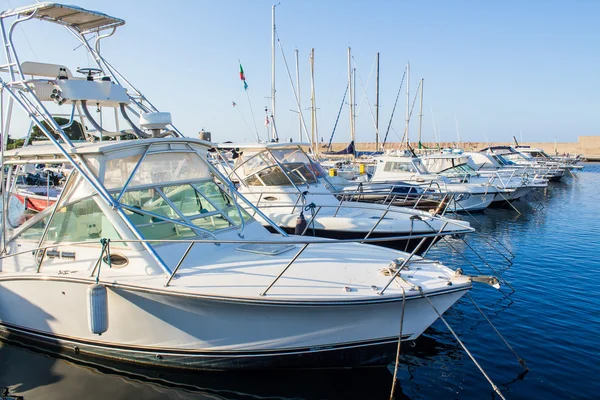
[232,146,324,188]
[8,143,254,246]
[438,163,477,176]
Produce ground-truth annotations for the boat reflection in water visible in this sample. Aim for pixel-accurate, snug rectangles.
[1,331,464,400]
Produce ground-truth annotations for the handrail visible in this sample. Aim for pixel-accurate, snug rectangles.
[378,236,429,295]
[260,243,310,296]
[361,210,389,243]
[0,229,472,263]
[164,242,195,287]
[300,205,322,236]
[2,225,465,296]
[231,197,472,227]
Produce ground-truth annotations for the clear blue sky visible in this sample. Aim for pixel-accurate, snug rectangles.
[3,0,599,144]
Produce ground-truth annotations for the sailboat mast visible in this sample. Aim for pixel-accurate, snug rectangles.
[375,52,380,152]
[418,78,424,149]
[348,47,355,146]
[310,48,317,155]
[295,48,302,142]
[353,67,356,143]
[405,61,410,147]
[271,4,277,140]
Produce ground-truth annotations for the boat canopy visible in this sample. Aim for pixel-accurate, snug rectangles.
[7,139,252,245]
[222,144,326,187]
[1,2,125,33]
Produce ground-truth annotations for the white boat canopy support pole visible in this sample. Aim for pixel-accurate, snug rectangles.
[271,3,277,141]
[348,47,355,146]
[295,48,302,142]
[418,78,424,149]
[405,61,410,147]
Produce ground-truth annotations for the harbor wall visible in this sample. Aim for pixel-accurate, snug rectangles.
[326,136,600,160]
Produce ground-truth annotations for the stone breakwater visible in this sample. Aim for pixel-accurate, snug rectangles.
[325,135,600,160]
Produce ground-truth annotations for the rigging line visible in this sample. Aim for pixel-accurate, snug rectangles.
[274,30,311,144]
[398,80,422,146]
[352,55,379,138]
[233,102,256,141]
[382,67,407,148]
[351,54,375,116]
[430,107,439,146]
[326,83,348,150]
[244,90,261,142]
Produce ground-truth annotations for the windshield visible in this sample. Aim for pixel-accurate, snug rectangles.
[531,151,551,159]
[11,147,253,246]
[234,148,320,187]
[491,154,514,165]
[438,164,476,176]
[383,159,426,174]
[116,179,251,240]
[503,152,531,162]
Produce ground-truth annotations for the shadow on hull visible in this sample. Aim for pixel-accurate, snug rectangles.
[266,226,442,255]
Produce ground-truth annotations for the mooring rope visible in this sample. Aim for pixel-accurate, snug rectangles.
[466,293,529,371]
[389,286,406,400]
[452,200,515,260]
[419,219,511,299]
[419,288,506,400]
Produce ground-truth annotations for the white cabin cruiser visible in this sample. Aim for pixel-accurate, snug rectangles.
[515,146,584,170]
[478,146,564,181]
[465,152,549,191]
[0,2,482,370]
[370,155,502,212]
[214,143,473,254]
[420,153,542,204]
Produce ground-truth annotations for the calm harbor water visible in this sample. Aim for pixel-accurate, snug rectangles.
[1,164,599,399]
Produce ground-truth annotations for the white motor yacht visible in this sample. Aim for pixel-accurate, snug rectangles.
[515,146,584,171]
[420,153,543,204]
[214,142,473,254]
[0,2,482,370]
[369,155,503,211]
[478,146,564,181]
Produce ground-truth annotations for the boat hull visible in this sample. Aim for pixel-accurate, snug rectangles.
[266,225,441,254]
[0,277,469,370]
[13,193,56,212]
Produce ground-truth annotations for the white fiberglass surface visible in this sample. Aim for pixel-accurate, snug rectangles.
[159,240,470,300]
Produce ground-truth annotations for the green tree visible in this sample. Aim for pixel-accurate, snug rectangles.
[6,136,25,150]
[31,117,85,141]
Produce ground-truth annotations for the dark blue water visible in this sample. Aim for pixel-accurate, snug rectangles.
[1,165,599,399]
